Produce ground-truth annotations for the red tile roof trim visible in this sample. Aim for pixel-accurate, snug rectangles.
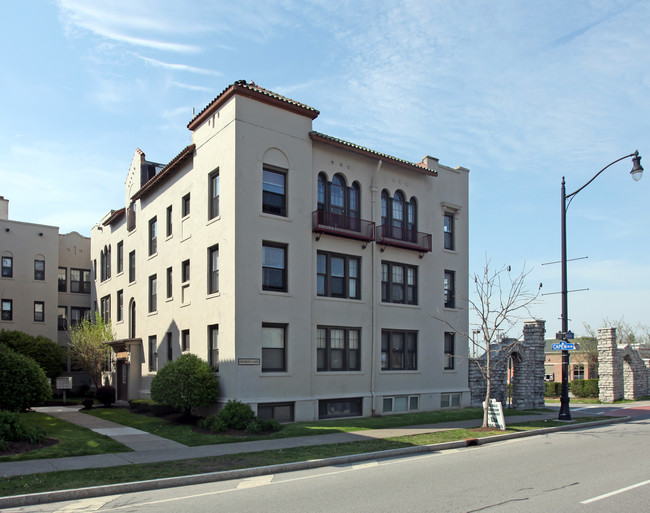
[187,81,320,130]
[103,208,125,226]
[131,144,196,201]
[309,132,437,176]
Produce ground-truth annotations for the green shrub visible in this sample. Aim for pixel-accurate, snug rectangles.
[150,354,218,416]
[217,400,255,430]
[545,382,562,397]
[81,398,94,410]
[0,330,66,379]
[96,386,115,407]
[151,402,178,416]
[570,379,599,398]
[244,417,281,434]
[0,410,46,444]
[0,344,52,411]
[128,399,154,412]
[198,415,228,433]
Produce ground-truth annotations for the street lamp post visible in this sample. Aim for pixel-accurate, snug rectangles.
[559,150,643,421]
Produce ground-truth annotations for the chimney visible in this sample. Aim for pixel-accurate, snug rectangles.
[0,196,8,220]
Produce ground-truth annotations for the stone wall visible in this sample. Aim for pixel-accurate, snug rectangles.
[469,319,546,409]
[598,327,650,402]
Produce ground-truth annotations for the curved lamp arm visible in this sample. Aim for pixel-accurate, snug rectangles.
[567,150,643,200]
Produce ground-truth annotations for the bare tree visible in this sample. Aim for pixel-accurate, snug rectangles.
[437,257,541,427]
[584,317,650,346]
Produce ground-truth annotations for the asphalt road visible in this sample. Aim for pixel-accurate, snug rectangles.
[8,404,650,513]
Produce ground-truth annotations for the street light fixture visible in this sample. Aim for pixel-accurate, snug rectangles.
[559,150,643,421]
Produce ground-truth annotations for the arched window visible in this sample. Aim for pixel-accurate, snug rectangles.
[317,173,361,231]
[317,173,327,211]
[330,174,346,215]
[381,190,390,227]
[381,190,418,242]
[407,197,417,241]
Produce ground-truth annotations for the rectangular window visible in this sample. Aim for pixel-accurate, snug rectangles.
[262,242,287,292]
[209,171,219,220]
[70,306,90,327]
[117,241,124,274]
[208,324,219,371]
[444,332,455,370]
[444,213,455,250]
[1,256,13,278]
[129,251,136,283]
[58,306,67,331]
[100,295,111,323]
[181,329,190,352]
[148,336,157,372]
[117,290,124,322]
[166,266,173,299]
[317,326,360,371]
[1,299,12,321]
[444,270,455,308]
[166,332,173,362]
[182,193,191,217]
[383,395,419,413]
[149,274,157,313]
[34,301,44,322]
[34,259,45,280]
[441,393,461,409]
[258,402,295,423]
[182,259,190,283]
[127,202,136,231]
[58,267,67,292]
[70,268,91,293]
[208,245,219,294]
[262,324,286,372]
[381,262,417,304]
[317,252,360,299]
[381,330,417,370]
[166,205,173,237]
[148,216,157,256]
[573,365,585,380]
[318,398,362,419]
[262,167,286,216]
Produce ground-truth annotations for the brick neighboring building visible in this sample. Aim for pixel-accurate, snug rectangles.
[544,338,597,382]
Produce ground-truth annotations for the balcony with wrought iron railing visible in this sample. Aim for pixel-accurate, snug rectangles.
[376,224,432,253]
[312,210,375,242]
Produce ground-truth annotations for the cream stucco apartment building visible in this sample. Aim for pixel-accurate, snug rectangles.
[0,196,91,352]
[92,81,469,422]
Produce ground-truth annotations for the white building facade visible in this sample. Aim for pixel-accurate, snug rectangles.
[91,81,469,421]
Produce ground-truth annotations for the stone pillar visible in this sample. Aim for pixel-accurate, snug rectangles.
[512,319,546,409]
[598,327,621,403]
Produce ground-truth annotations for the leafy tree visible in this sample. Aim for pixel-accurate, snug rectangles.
[0,343,52,411]
[0,329,66,379]
[150,353,218,416]
[68,312,114,389]
[436,258,540,427]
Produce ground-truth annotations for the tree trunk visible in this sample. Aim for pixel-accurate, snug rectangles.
[482,345,491,428]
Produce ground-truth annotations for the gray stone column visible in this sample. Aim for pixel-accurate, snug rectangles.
[598,327,620,403]
[512,319,546,409]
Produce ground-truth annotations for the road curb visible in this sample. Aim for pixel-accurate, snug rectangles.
[0,416,629,509]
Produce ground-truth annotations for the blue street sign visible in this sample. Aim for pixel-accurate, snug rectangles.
[552,341,576,350]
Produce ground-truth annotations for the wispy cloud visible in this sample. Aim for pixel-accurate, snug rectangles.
[136,55,221,76]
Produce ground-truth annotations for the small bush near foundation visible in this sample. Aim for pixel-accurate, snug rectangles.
[96,386,116,407]
[81,398,94,410]
[545,382,562,397]
[0,344,51,411]
[198,415,228,433]
[216,400,255,430]
[570,379,599,398]
[0,410,46,446]
[244,418,281,434]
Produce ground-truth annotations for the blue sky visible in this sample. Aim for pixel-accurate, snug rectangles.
[1,0,649,338]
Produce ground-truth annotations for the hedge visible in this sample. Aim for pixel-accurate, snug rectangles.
[570,379,599,398]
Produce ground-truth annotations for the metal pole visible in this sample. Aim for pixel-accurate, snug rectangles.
[559,178,571,420]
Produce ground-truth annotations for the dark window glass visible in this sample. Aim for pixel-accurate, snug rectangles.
[117,241,124,273]
[166,266,173,299]
[58,306,67,331]
[34,301,45,322]
[148,336,157,372]
[208,246,219,294]
[262,243,286,292]
[318,398,362,419]
[1,256,13,278]
[381,330,417,370]
[70,268,91,293]
[262,324,286,372]
[208,324,219,371]
[444,270,455,308]
[100,295,111,323]
[34,259,45,280]
[166,205,172,237]
[167,332,173,362]
[444,332,455,370]
[182,193,191,217]
[182,329,190,352]
[149,217,157,256]
[316,252,360,299]
[317,327,360,371]
[209,172,219,220]
[381,262,417,304]
[148,274,157,312]
[262,168,286,216]
[58,267,67,292]
[1,299,12,320]
[70,306,90,327]
[117,290,124,322]
[444,213,454,250]
[258,402,294,422]
[182,259,190,283]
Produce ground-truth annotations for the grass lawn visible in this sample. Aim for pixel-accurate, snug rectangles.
[0,416,612,497]
[83,406,543,447]
[0,412,130,463]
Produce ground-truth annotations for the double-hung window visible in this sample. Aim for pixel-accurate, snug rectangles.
[208,324,219,371]
[262,242,287,292]
[182,193,191,217]
[209,171,219,220]
[34,259,45,280]
[148,336,157,372]
[317,252,360,299]
[34,301,45,322]
[317,327,360,371]
[444,270,455,308]
[208,245,219,294]
[444,332,455,370]
[117,290,124,322]
[148,274,157,313]
[70,268,91,293]
[166,205,173,237]
[1,299,12,320]
[116,241,124,273]
[262,324,286,372]
[58,267,67,292]
[381,262,417,304]
[100,295,111,323]
[58,306,67,331]
[262,167,286,216]
[181,329,190,352]
[128,251,136,283]
[166,266,173,299]
[1,256,13,278]
[381,330,417,370]
[148,216,157,256]
[443,213,454,250]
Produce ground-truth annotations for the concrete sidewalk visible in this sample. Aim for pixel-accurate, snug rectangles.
[0,404,603,479]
